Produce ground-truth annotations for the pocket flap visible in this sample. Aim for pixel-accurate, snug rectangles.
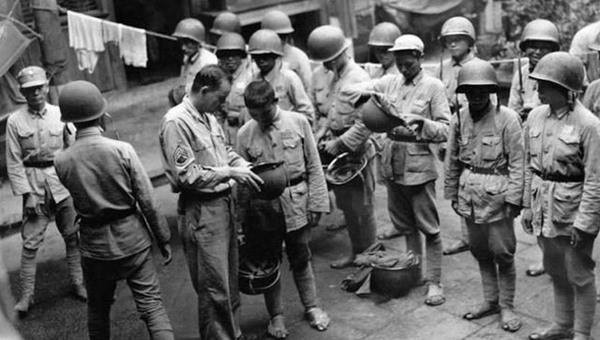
[558,132,579,144]
[482,136,501,145]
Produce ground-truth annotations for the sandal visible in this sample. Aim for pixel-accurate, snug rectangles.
[501,308,522,332]
[267,315,289,339]
[528,325,573,340]
[377,228,403,240]
[424,283,445,306]
[305,307,330,331]
[463,302,500,320]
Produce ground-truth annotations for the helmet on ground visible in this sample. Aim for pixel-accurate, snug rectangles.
[456,59,499,93]
[307,25,348,62]
[59,81,107,123]
[325,152,367,186]
[368,22,402,47]
[361,94,406,133]
[216,33,246,55]
[529,51,585,92]
[370,250,421,298]
[389,34,424,55]
[17,66,48,88]
[440,16,476,44]
[248,29,284,56]
[173,18,206,43]
[239,244,281,295]
[519,19,560,51]
[251,161,286,199]
[210,12,241,35]
[261,10,294,34]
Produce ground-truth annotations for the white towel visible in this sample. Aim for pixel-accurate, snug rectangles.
[102,20,121,43]
[119,25,147,68]
[67,10,104,73]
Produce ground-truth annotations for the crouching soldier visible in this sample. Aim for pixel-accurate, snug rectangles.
[237,80,330,338]
[444,59,524,332]
[523,52,600,340]
[54,81,174,340]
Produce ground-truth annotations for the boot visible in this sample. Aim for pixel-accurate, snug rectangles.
[15,248,37,316]
[65,234,86,301]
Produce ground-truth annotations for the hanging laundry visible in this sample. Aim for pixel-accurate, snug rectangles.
[0,20,32,77]
[67,10,104,73]
[120,25,147,67]
[102,20,121,44]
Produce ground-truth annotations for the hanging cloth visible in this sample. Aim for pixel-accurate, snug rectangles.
[67,10,104,73]
[119,25,147,67]
[102,20,120,44]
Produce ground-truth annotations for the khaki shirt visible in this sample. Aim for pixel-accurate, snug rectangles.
[433,52,476,112]
[283,43,313,94]
[222,59,254,146]
[360,62,400,79]
[523,102,600,236]
[180,48,218,93]
[508,63,541,116]
[251,59,315,124]
[236,108,329,231]
[343,71,450,185]
[444,105,524,223]
[5,103,71,203]
[582,78,600,116]
[54,127,170,260]
[159,97,247,194]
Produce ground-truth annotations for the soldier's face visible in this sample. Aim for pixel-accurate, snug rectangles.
[372,46,395,69]
[465,87,491,112]
[524,41,556,68]
[537,80,568,108]
[180,38,200,56]
[218,51,245,74]
[247,101,277,130]
[253,54,277,75]
[394,52,421,79]
[444,36,471,59]
[21,84,48,109]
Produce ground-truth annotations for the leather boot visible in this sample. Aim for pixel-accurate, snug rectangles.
[15,248,37,316]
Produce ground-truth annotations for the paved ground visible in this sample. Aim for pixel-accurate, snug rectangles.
[2,79,600,339]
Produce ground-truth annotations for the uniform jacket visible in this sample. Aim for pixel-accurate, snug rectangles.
[251,59,314,124]
[507,63,541,116]
[180,48,218,93]
[444,105,524,223]
[433,51,476,112]
[222,59,254,146]
[523,102,600,237]
[582,78,600,116]
[283,43,313,94]
[6,103,71,203]
[236,108,329,231]
[159,97,248,194]
[54,127,170,260]
[343,71,450,185]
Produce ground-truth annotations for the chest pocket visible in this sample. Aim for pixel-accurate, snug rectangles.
[528,127,542,157]
[409,99,429,117]
[481,135,502,161]
[17,126,36,151]
[47,127,64,149]
[282,134,304,167]
[555,129,580,162]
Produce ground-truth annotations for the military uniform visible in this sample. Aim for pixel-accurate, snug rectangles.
[236,108,329,316]
[160,97,247,340]
[180,48,218,94]
[54,126,173,339]
[283,43,313,94]
[344,70,450,283]
[434,51,476,113]
[508,63,542,117]
[360,62,399,79]
[5,102,83,309]
[582,78,600,116]
[222,59,254,146]
[445,104,523,310]
[523,102,600,337]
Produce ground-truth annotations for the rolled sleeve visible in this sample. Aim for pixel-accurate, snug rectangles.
[443,115,461,201]
[301,117,329,213]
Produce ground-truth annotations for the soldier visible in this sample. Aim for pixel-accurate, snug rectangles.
[582,39,600,116]
[444,59,523,332]
[159,64,263,340]
[361,22,401,79]
[432,16,478,256]
[5,66,85,316]
[522,52,600,340]
[247,29,314,124]
[216,32,254,146]
[342,34,450,306]
[261,10,313,93]
[209,11,242,44]
[54,81,174,340]
[169,18,218,106]
[237,80,330,338]
[307,25,375,269]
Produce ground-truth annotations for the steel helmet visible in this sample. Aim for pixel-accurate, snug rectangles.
[325,152,367,186]
[238,249,281,295]
[248,29,284,56]
[261,10,294,34]
[440,16,476,44]
[389,34,424,55]
[529,51,585,92]
[361,94,406,133]
[519,19,560,51]
[210,12,241,35]
[17,66,48,88]
[59,81,107,123]
[250,161,287,199]
[307,25,348,62]
[173,18,206,43]
[368,22,402,47]
[456,59,499,93]
[370,250,421,298]
[216,33,246,55]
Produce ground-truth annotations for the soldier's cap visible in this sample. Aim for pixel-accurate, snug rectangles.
[17,66,48,88]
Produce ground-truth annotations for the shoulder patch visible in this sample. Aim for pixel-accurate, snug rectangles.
[173,145,191,166]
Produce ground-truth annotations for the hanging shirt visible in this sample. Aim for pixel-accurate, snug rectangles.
[120,25,147,67]
[67,10,104,73]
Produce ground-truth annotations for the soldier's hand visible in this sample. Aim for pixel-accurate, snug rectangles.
[323,140,340,155]
[451,201,459,215]
[521,208,533,234]
[570,228,594,249]
[159,243,172,266]
[505,203,521,219]
[24,193,41,216]
[402,113,425,132]
[230,167,264,192]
